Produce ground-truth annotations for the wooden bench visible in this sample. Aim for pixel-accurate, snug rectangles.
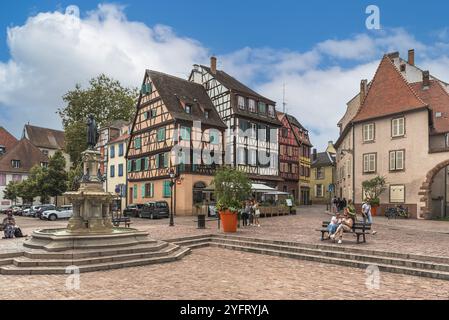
[317,220,371,244]
[112,217,131,228]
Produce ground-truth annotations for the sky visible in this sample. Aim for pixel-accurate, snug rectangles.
[1,1,449,150]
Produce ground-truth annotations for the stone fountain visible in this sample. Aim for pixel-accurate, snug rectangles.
[0,116,189,275]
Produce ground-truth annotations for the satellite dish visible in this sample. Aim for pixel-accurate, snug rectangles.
[65,5,80,18]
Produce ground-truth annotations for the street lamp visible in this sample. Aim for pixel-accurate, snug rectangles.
[169,168,177,226]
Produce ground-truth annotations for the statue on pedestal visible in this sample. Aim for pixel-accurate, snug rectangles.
[87,114,99,150]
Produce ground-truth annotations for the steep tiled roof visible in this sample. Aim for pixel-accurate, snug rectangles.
[200,65,275,104]
[312,151,335,168]
[0,127,18,154]
[0,138,49,173]
[410,80,449,134]
[147,70,227,129]
[24,125,65,150]
[352,55,428,123]
[107,133,130,145]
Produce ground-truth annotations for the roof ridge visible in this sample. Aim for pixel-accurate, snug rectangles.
[351,55,427,123]
[147,69,203,88]
[25,124,64,133]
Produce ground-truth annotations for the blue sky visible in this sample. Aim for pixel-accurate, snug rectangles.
[0,1,449,149]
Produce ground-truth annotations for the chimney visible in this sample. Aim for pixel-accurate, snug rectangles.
[408,49,415,66]
[312,148,317,161]
[210,56,217,74]
[360,79,368,102]
[423,70,430,88]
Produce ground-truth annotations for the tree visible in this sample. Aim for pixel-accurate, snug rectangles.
[47,150,68,206]
[3,181,20,205]
[362,176,387,206]
[213,166,252,212]
[67,163,83,191]
[58,74,138,166]
[28,165,51,204]
[17,178,37,204]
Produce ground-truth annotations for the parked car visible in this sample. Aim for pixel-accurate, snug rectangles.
[123,204,145,218]
[22,205,41,217]
[139,201,169,219]
[42,205,73,221]
[35,204,57,219]
[16,205,31,216]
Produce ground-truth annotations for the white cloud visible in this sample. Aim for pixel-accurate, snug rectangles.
[0,4,448,151]
[0,4,209,136]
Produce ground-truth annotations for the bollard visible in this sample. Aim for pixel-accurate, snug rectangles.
[197,214,206,229]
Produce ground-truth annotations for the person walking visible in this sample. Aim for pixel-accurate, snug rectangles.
[362,199,377,235]
[331,196,337,213]
[249,200,254,226]
[242,201,250,227]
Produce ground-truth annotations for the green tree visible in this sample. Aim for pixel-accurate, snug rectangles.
[67,163,83,191]
[28,165,51,204]
[213,166,252,212]
[47,150,68,206]
[17,178,37,204]
[3,181,20,205]
[58,74,138,166]
[362,176,387,206]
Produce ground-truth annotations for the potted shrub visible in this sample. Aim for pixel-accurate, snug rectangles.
[362,176,386,216]
[213,166,251,232]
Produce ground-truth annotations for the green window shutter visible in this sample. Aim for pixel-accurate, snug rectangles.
[127,160,132,172]
[141,83,151,95]
[150,183,154,197]
[135,137,141,149]
[141,185,145,198]
[135,158,141,171]
[163,181,171,197]
[155,154,160,168]
[144,157,149,170]
[133,184,137,199]
[181,126,191,141]
[164,152,169,168]
[157,128,165,142]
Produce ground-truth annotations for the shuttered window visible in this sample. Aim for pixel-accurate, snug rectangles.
[180,126,191,141]
[145,183,154,198]
[133,184,138,199]
[134,137,141,149]
[163,181,171,197]
[157,128,166,142]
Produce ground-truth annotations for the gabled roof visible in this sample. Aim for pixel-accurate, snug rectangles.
[0,138,49,173]
[24,124,65,150]
[352,55,428,123]
[410,80,449,134]
[200,65,275,104]
[0,127,18,154]
[312,151,336,168]
[107,133,130,145]
[147,70,227,129]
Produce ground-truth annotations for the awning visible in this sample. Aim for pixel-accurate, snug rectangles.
[263,191,291,195]
[251,183,276,192]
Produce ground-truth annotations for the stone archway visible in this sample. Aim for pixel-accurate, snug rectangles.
[419,159,449,219]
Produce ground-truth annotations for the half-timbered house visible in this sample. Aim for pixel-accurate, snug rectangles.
[189,57,282,188]
[276,112,301,200]
[126,70,227,215]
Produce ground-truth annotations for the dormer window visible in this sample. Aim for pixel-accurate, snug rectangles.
[42,149,49,156]
[237,96,246,110]
[204,111,209,119]
[258,102,266,114]
[248,99,256,112]
[0,145,5,155]
[268,105,275,117]
[141,83,152,95]
[400,64,406,72]
[185,104,192,114]
[11,160,20,168]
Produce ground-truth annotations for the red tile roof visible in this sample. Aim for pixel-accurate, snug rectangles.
[0,127,18,154]
[410,80,449,134]
[25,124,65,150]
[352,55,428,123]
[0,138,49,173]
[107,133,130,145]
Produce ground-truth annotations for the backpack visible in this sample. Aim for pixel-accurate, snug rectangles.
[14,227,24,238]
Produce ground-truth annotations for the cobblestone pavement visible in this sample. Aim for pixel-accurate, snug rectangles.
[1,247,449,300]
[1,206,449,299]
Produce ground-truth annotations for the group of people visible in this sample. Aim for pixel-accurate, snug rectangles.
[241,200,261,227]
[326,198,377,244]
[331,197,347,213]
[2,212,24,239]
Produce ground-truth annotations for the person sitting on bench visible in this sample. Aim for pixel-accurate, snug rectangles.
[326,214,341,239]
[330,208,354,244]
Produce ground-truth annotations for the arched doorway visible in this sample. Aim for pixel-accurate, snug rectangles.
[419,159,449,219]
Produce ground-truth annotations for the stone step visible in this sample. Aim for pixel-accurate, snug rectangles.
[0,246,191,275]
[214,234,449,265]
[13,244,179,267]
[22,241,169,260]
[208,238,449,273]
[165,234,214,243]
[209,242,449,281]
[172,237,211,247]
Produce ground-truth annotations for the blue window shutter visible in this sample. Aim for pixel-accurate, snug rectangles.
[119,143,124,156]
[118,164,123,176]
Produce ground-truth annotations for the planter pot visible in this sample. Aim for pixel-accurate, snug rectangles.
[220,210,238,233]
[371,206,378,216]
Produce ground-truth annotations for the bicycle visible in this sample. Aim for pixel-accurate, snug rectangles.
[385,205,409,219]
